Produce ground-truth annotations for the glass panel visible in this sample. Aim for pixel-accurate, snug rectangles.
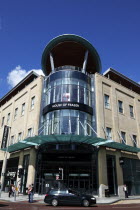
[55,85,61,102]
[79,86,84,104]
[62,85,70,102]
[44,110,92,136]
[71,85,78,102]
[71,117,77,135]
[50,88,54,104]
[61,116,69,134]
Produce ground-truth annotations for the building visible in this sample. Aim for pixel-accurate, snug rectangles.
[0,34,140,197]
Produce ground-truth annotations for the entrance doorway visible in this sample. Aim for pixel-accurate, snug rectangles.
[35,143,98,195]
[107,155,117,195]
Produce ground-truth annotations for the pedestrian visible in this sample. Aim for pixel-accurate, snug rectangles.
[9,184,13,198]
[123,184,128,198]
[17,184,21,196]
[12,185,16,197]
[28,184,34,203]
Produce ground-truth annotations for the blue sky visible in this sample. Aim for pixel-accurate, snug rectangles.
[0,0,140,98]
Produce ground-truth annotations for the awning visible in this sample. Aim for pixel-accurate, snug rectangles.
[103,141,140,153]
[2,134,140,153]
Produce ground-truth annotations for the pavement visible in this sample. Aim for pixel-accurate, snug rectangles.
[0,192,140,205]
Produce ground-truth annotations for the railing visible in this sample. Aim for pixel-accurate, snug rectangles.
[47,66,92,78]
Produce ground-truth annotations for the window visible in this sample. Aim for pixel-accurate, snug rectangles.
[31,96,35,110]
[104,94,110,108]
[106,127,112,139]
[14,108,18,119]
[7,113,10,124]
[129,105,134,118]
[121,131,126,144]
[27,128,33,137]
[21,103,25,116]
[11,135,14,144]
[132,135,137,147]
[18,132,22,141]
[118,100,123,113]
[1,117,5,127]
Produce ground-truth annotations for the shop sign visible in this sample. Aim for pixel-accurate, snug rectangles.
[6,171,16,177]
[43,102,93,115]
[1,125,9,148]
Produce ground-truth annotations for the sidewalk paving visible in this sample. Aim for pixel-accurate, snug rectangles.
[0,192,140,205]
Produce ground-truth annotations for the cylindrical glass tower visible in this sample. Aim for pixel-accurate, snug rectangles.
[41,34,101,137]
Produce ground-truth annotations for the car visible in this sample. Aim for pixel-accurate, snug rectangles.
[44,188,96,207]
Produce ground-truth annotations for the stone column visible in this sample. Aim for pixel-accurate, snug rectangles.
[26,148,36,187]
[98,147,108,197]
[115,150,125,198]
[16,151,24,184]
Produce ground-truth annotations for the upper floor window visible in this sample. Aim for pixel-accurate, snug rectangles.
[1,117,5,127]
[104,94,110,109]
[118,100,123,113]
[7,113,10,124]
[121,131,126,144]
[18,132,22,141]
[21,103,25,116]
[14,108,18,119]
[11,135,14,145]
[27,128,33,137]
[132,135,137,147]
[106,127,112,139]
[31,96,35,110]
[129,105,134,118]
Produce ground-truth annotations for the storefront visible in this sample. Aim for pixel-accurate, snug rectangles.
[35,142,98,194]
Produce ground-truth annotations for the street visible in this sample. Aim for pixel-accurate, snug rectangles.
[1,202,140,210]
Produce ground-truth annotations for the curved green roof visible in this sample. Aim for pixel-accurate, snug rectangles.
[2,134,140,153]
[41,34,101,75]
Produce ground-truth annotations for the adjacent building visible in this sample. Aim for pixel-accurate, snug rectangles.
[0,34,140,197]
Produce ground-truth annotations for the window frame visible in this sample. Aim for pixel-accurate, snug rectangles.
[31,96,35,110]
[132,135,137,147]
[118,100,123,114]
[11,135,15,145]
[129,105,134,118]
[1,117,5,127]
[106,127,112,139]
[104,94,110,109]
[121,131,126,144]
[14,108,18,120]
[21,103,25,116]
[7,113,10,124]
[27,128,33,137]
[18,132,22,141]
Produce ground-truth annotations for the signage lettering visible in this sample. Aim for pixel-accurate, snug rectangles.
[43,102,93,115]
[1,125,9,148]
[52,103,79,108]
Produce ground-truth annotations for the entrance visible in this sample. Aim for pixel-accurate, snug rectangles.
[35,143,98,195]
[107,155,117,195]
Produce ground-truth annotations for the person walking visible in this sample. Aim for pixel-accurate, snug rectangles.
[12,185,16,197]
[9,184,13,198]
[123,184,128,198]
[28,184,34,203]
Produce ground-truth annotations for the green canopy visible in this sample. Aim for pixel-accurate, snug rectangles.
[2,134,140,153]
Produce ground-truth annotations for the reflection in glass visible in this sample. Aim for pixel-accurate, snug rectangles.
[43,110,92,136]
[44,71,92,107]
[45,84,91,106]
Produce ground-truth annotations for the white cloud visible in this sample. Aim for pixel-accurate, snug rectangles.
[7,65,44,88]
